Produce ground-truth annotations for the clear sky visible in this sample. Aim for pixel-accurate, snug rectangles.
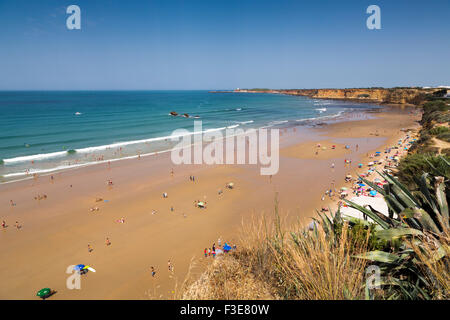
[0,0,449,90]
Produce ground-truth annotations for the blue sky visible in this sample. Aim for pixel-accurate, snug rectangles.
[0,0,449,90]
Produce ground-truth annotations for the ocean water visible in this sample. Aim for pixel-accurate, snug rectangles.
[0,91,378,182]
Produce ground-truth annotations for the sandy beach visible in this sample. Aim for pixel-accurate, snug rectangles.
[0,106,421,299]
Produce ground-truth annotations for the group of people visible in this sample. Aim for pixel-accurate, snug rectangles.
[336,133,414,207]
[203,239,236,258]
[87,237,111,253]
[149,259,174,278]
[2,220,21,229]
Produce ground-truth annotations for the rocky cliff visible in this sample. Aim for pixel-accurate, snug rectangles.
[235,88,442,105]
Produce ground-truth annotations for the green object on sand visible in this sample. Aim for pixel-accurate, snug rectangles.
[36,288,51,298]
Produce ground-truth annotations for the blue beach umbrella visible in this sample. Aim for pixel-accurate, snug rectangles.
[369,190,377,196]
[358,183,366,187]
[73,264,85,271]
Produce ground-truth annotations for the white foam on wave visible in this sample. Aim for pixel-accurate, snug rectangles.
[270,120,288,125]
[2,125,241,165]
[3,151,68,165]
[296,111,345,122]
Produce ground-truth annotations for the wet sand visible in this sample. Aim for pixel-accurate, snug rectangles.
[0,106,420,299]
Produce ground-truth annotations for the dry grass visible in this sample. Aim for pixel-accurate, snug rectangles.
[181,211,372,300]
[181,254,277,300]
[409,232,450,300]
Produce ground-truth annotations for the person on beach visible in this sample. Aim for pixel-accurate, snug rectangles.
[218,238,221,247]
[2,220,6,228]
[212,243,216,252]
[106,237,111,246]
[151,266,156,277]
[15,221,21,230]
[204,248,208,257]
[212,250,216,258]
[10,200,16,207]
[168,260,173,272]
[170,168,174,177]
[88,244,93,253]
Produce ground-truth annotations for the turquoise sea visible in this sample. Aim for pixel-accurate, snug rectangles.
[0,91,379,182]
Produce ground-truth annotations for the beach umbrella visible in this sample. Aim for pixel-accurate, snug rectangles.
[223,244,232,252]
[73,264,85,271]
[36,288,51,299]
[369,190,377,196]
[358,183,366,187]
[84,265,96,272]
[340,187,348,191]
[375,151,381,154]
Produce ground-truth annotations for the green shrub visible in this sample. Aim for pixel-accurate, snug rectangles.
[396,153,450,187]
[437,131,450,143]
[429,126,449,136]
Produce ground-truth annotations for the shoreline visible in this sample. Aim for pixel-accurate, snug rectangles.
[0,104,381,185]
[0,105,421,299]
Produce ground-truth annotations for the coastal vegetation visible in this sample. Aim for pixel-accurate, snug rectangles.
[182,164,449,300]
[399,98,450,185]
[181,94,450,300]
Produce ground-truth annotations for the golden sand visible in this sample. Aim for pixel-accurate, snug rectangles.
[0,107,420,299]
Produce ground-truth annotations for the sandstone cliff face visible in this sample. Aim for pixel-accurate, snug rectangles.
[235,88,440,105]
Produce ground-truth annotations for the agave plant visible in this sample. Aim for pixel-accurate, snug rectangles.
[342,156,449,299]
